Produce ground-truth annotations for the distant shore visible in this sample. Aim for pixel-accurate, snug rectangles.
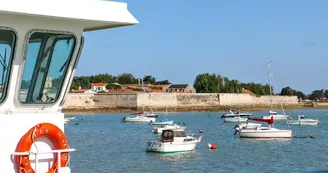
[62,105,328,114]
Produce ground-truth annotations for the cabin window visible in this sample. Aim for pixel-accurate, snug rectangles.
[0,29,15,102]
[20,32,75,104]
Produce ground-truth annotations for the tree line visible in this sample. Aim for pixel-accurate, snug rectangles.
[71,73,171,90]
[193,73,326,101]
[193,73,271,96]
[71,73,325,101]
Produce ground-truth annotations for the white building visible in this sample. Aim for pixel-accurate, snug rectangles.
[90,83,107,92]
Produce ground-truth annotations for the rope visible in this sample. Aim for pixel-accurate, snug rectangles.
[269,73,291,129]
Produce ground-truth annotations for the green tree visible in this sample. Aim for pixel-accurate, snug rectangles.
[280,87,294,96]
[308,89,324,101]
[71,76,90,89]
[294,90,306,100]
[193,73,219,93]
[117,73,137,84]
[106,83,121,89]
[143,75,156,84]
[156,80,171,85]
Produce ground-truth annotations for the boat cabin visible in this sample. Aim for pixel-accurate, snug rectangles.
[161,130,187,142]
[0,1,138,173]
[269,111,278,115]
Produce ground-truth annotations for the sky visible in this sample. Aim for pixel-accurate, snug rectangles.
[76,0,328,94]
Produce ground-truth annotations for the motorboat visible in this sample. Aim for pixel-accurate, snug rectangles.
[147,130,202,153]
[131,111,159,118]
[238,117,292,138]
[221,110,252,118]
[224,116,248,123]
[123,115,155,122]
[151,120,174,125]
[151,116,173,125]
[262,110,289,120]
[1,1,138,172]
[288,115,319,126]
[152,124,186,135]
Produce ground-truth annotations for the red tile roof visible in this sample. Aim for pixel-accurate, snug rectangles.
[91,83,107,87]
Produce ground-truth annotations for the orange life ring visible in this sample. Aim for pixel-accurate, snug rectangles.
[15,123,69,173]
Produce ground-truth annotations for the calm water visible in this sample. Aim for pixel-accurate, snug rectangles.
[65,109,328,173]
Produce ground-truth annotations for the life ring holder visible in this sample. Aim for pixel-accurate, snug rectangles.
[15,123,70,173]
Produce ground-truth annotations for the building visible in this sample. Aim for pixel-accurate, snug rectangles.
[90,83,107,92]
[166,84,196,93]
[45,77,52,88]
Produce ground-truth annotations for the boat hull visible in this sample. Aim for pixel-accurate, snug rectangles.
[224,117,248,123]
[154,127,186,134]
[262,115,288,120]
[151,121,173,125]
[288,120,319,126]
[147,141,198,153]
[123,117,155,122]
[239,128,292,138]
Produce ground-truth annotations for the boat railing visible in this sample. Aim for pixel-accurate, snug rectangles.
[11,148,75,173]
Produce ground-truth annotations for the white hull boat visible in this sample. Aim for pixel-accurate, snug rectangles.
[221,110,252,118]
[153,124,186,134]
[238,116,292,138]
[147,130,202,153]
[262,111,288,120]
[288,115,319,126]
[151,120,173,125]
[239,127,292,138]
[224,117,248,123]
[123,116,156,122]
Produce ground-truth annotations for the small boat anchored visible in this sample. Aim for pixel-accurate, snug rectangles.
[288,115,319,126]
[236,116,292,138]
[221,110,252,119]
[152,123,186,135]
[224,116,248,123]
[147,130,202,153]
[123,115,156,123]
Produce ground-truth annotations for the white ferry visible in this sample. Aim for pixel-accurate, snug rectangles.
[1,0,137,172]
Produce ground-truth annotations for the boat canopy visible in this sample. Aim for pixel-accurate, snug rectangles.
[248,116,274,124]
[0,0,138,31]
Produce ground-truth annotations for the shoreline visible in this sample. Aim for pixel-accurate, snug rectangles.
[62,105,328,114]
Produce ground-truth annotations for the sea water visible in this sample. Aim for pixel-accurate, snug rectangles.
[65,109,328,173]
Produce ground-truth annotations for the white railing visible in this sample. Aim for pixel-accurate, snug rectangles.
[11,148,75,173]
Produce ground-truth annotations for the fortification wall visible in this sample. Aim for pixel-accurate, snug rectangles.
[62,93,298,110]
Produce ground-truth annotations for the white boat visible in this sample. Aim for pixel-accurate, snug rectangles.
[261,62,289,120]
[288,115,319,126]
[151,120,174,125]
[221,110,253,118]
[147,130,202,153]
[1,1,138,172]
[123,115,156,122]
[239,127,292,138]
[262,110,289,120]
[152,124,186,134]
[65,117,76,120]
[224,116,248,123]
[238,117,292,138]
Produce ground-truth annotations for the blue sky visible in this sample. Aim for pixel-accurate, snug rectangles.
[77,0,328,94]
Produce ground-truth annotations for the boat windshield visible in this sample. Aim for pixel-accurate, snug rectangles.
[0,29,15,102]
[20,32,75,104]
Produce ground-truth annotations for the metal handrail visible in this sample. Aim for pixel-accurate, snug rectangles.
[11,148,75,173]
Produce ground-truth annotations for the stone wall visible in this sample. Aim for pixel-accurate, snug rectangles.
[62,93,298,110]
[219,93,298,107]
